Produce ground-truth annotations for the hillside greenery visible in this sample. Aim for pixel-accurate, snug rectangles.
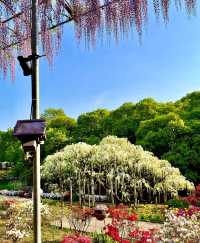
[1,91,200,184]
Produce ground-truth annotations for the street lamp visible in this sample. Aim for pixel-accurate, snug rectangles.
[13,119,46,151]
[17,55,46,77]
[17,56,32,76]
[14,1,41,242]
[13,119,46,242]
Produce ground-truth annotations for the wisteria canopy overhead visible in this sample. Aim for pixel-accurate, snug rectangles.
[0,0,196,79]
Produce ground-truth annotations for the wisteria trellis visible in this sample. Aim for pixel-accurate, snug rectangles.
[0,0,196,79]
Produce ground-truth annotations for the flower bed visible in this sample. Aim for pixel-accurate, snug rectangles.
[134,204,166,223]
[182,184,200,207]
[104,204,158,243]
[1,197,200,243]
[61,234,92,243]
[156,206,200,242]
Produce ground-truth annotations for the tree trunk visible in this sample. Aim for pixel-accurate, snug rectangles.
[99,182,101,196]
[70,178,73,206]
[78,172,82,206]
[60,181,64,229]
[114,163,118,196]
[110,180,114,205]
[134,185,137,206]
[91,177,95,207]
[114,177,118,196]
[83,178,86,206]
[91,163,95,207]
[121,174,125,202]
[87,183,90,207]
[149,189,152,202]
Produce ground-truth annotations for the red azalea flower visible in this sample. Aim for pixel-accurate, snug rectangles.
[129,229,139,238]
[128,213,138,221]
[121,240,131,243]
[61,235,91,243]
[105,224,121,241]
[142,230,151,238]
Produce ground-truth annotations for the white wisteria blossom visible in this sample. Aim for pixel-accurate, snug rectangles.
[42,136,194,205]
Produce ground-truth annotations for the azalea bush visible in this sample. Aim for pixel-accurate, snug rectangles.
[105,205,158,243]
[0,198,16,211]
[105,205,137,241]
[182,184,200,207]
[156,207,200,242]
[5,202,31,242]
[61,234,92,243]
[5,201,50,242]
[68,206,94,233]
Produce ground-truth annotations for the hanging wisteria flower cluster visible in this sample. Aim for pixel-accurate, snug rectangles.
[42,136,195,206]
[0,0,197,79]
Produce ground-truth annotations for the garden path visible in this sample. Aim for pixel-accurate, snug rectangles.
[53,217,162,233]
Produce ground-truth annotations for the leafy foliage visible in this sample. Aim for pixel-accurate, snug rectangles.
[0,129,23,163]
[2,92,200,185]
[72,109,110,144]
[41,108,76,159]
[165,198,189,209]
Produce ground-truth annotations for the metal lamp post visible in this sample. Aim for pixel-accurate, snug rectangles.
[15,1,42,241]
[31,0,41,242]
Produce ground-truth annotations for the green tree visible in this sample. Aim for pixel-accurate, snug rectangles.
[42,128,69,157]
[136,113,187,157]
[41,108,76,159]
[163,120,200,183]
[73,109,110,144]
[0,129,23,162]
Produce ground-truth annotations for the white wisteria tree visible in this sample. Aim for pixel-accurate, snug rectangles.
[42,136,194,206]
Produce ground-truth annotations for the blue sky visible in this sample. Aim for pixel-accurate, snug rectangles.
[0,2,200,131]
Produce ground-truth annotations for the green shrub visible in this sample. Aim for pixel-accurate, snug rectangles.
[139,214,162,223]
[165,198,189,208]
[150,215,162,223]
[0,180,23,190]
